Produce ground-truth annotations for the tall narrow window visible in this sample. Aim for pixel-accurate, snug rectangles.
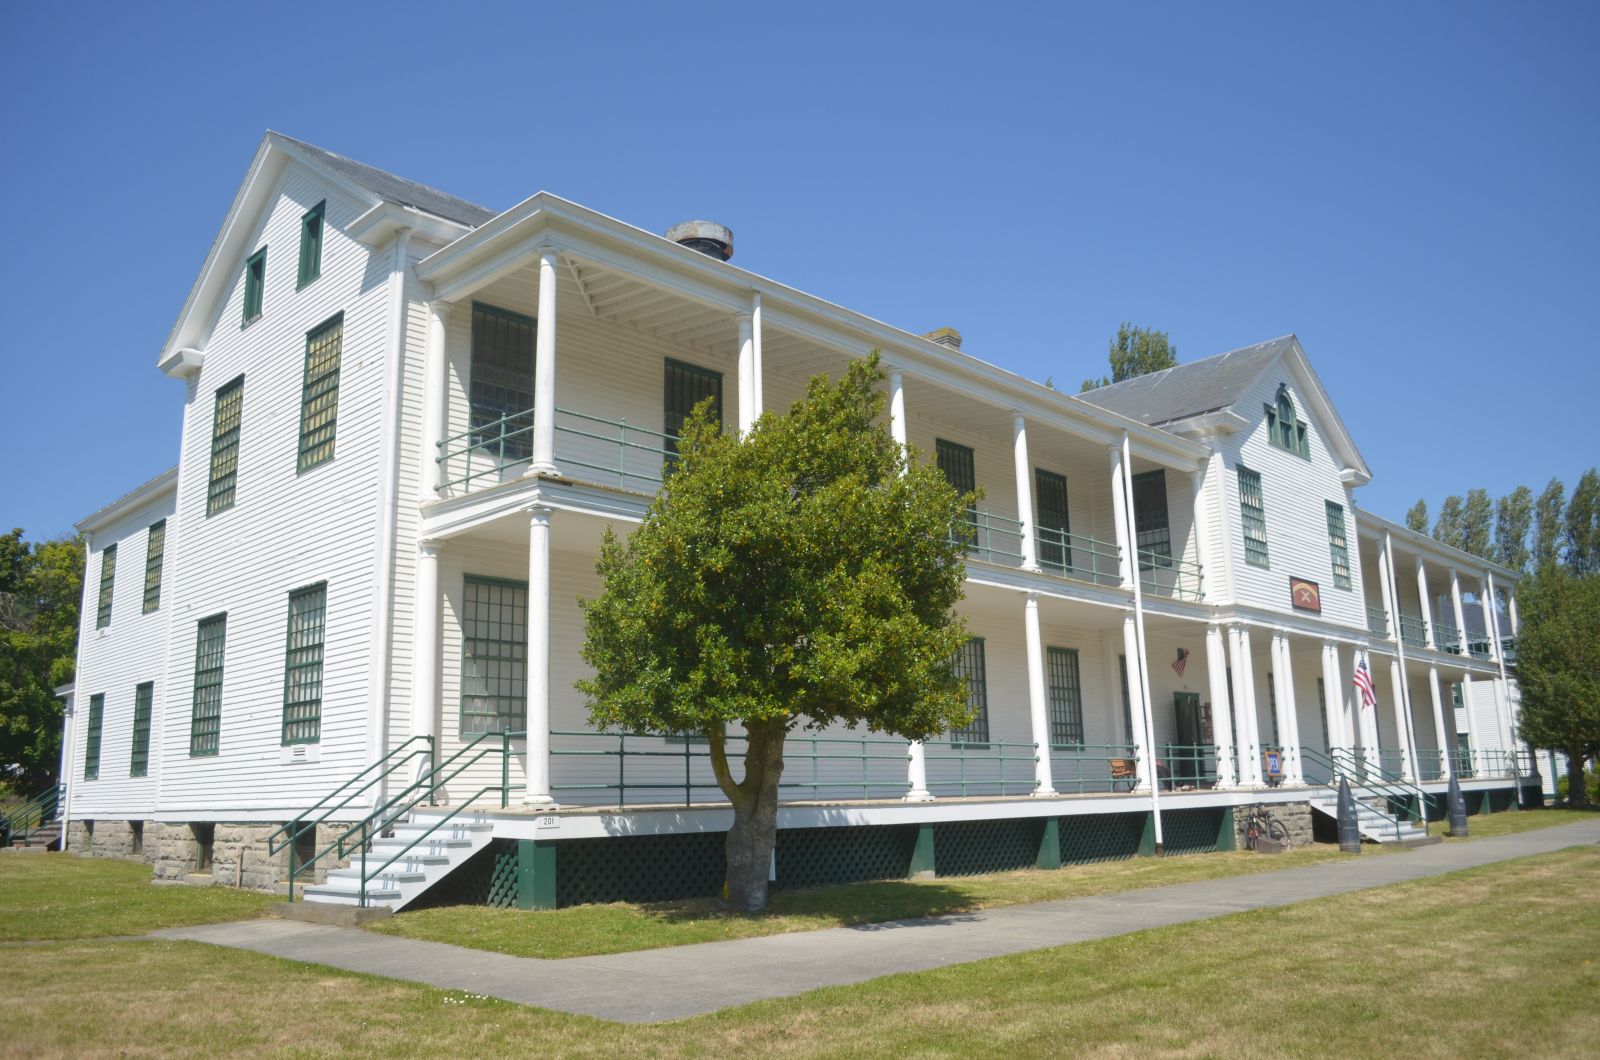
[461,576,528,735]
[1132,469,1172,571]
[142,520,165,613]
[130,682,153,777]
[95,544,117,629]
[84,694,104,780]
[281,584,327,745]
[207,377,244,515]
[1118,655,1134,745]
[1238,466,1269,567]
[949,638,989,745]
[1325,501,1352,589]
[190,615,227,757]
[1035,469,1071,572]
[297,200,325,289]
[937,439,978,540]
[1266,386,1310,459]
[297,314,343,472]
[1046,647,1084,746]
[663,359,724,459]
[1315,677,1330,752]
[469,303,536,460]
[242,247,266,326]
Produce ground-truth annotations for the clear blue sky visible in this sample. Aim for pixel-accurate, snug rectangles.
[2,2,1595,539]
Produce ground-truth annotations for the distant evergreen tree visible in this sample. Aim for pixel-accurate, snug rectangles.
[1080,323,1177,392]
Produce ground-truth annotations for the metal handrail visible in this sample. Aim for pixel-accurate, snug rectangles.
[1047,743,1141,793]
[921,738,1040,797]
[1306,747,1429,840]
[1036,527,1124,588]
[1159,743,1221,789]
[1397,613,1427,648]
[0,785,62,845]
[1139,551,1205,603]
[1366,606,1390,638]
[951,508,1025,566]
[267,736,434,860]
[1433,622,1462,654]
[435,406,677,494]
[356,786,502,908]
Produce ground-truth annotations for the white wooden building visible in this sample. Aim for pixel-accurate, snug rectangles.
[57,133,1537,907]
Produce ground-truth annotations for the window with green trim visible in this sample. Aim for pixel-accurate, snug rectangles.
[1265,385,1310,459]
[130,682,153,777]
[1325,501,1352,589]
[1046,646,1084,746]
[461,576,527,735]
[664,358,724,459]
[1132,469,1172,571]
[937,439,978,541]
[1316,676,1330,751]
[297,201,325,289]
[242,247,266,326]
[207,377,244,515]
[949,637,989,745]
[281,583,327,745]
[1238,465,1269,567]
[297,314,343,471]
[470,303,536,460]
[95,544,116,629]
[1035,469,1071,572]
[190,615,227,756]
[84,693,104,780]
[142,520,165,613]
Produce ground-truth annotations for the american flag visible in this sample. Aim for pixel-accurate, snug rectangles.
[1352,656,1377,709]
[1171,647,1189,678]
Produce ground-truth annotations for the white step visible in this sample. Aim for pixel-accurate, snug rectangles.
[298,810,498,912]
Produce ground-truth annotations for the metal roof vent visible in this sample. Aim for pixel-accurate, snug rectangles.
[924,327,963,351]
[666,220,734,261]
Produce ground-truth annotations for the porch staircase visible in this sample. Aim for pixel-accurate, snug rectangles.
[298,810,496,908]
[1301,749,1434,845]
[1306,791,1429,844]
[2,785,63,850]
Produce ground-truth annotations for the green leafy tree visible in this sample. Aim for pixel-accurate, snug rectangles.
[1533,478,1566,570]
[1565,468,1600,576]
[1513,565,1600,808]
[1080,323,1177,392]
[1432,495,1466,552]
[1405,499,1429,535]
[0,530,84,791]
[1462,488,1493,560]
[578,356,975,912]
[1495,486,1533,573]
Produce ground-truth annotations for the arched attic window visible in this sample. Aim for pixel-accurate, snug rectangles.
[1266,384,1311,459]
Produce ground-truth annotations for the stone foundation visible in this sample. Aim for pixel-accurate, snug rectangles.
[67,818,356,891]
[1234,801,1314,848]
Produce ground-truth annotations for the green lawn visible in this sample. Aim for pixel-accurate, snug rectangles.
[0,855,274,941]
[1441,805,1595,839]
[1,845,1594,1058]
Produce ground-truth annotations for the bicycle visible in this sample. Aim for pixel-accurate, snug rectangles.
[1243,805,1292,852]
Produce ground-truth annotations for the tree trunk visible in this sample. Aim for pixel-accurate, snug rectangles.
[1566,745,1591,808]
[709,721,786,913]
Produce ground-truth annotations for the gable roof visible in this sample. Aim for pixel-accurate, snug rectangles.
[270,132,497,227]
[1077,335,1296,427]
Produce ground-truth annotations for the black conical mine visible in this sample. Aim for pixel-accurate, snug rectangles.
[1336,776,1362,853]
[1447,772,1469,836]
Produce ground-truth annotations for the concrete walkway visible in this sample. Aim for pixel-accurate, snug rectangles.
[153,820,1600,1023]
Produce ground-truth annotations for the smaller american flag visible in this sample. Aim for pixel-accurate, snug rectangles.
[1352,657,1377,709]
[1171,647,1189,678]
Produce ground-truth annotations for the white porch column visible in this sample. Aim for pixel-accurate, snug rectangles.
[736,312,755,434]
[1022,592,1056,795]
[411,540,442,779]
[1270,633,1304,785]
[1205,624,1236,787]
[1012,413,1039,571]
[1377,538,1399,645]
[1426,665,1448,780]
[751,291,763,415]
[1357,651,1382,757]
[1229,626,1264,786]
[1386,658,1415,780]
[887,368,908,452]
[422,301,451,493]
[1508,592,1520,636]
[1415,558,1436,650]
[1109,446,1133,589]
[1458,670,1480,775]
[1479,580,1501,666]
[1486,572,1516,752]
[1189,468,1211,602]
[1450,569,1469,656]
[523,505,555,805]
[888,365,931,800]
[1320,641,1347,751]
[527,247,559,476]
[1121,614,1152,790]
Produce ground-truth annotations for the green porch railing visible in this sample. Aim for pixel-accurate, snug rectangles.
[1036,527,1123,588]
[951,508,1026,567]
[1397,613,1427,649]
[549,729,912,806]
[1159,744,1220,789]
[1433,622,1462,654]
[1376,747,1407,778]
[437,410,534,491]
[1366,606,1390,638]
[435,407,675,495]
[1466,636,1493,660]
[1048,743,1140,793]
[1412,748,1447,782]
[1500,637,1517,665]
[1139,551,1205,603]
[0,785,62,847]
[1309,747,1433,838]
[922,739,1040,797]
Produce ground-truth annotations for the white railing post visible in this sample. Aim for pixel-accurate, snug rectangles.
[1206,624,1236,787]
[1108,446,1133,589]
[1121,614,1151,791]
[1022,592,1056,795]
[528,247,559,477]
[1230,625,1264,786]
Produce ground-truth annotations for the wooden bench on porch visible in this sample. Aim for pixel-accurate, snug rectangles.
[1109,757,1139,792]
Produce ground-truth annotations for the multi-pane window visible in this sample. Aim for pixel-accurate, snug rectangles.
[949,638,989,745]
[1132,470,1172,571]
[84,694,104,780]
[142,520,165,613]
[1046,647,1084,746]
[130,682,153,777]
[242,248,266,326]
[1035,469,1071,572]
[190,615,227,756]
[937,439,978,541]
[663,359,724,458]
[1266,386,1310,459]
[297,200,325,289]
[297,315,343,472]
[95,544,117,629]
[207,377,244,515]
[470,303,536,460]
[1325,501,1352,589]
[461,577,528,735]
[1238,466,1269,567]
[281,584,327,745]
